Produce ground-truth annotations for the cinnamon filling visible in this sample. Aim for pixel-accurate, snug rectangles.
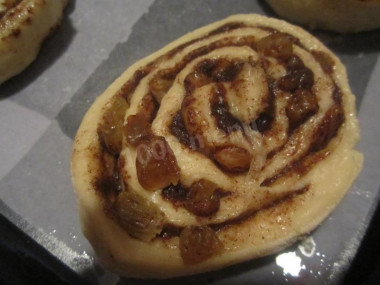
[255,80,275,133]
[162,180,230,217]
[312,50,335,74]
[210,83,242,134]
[0,0,22,20]
[159,185,310,238]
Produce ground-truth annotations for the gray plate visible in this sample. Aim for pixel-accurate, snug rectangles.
[1,0,379,284]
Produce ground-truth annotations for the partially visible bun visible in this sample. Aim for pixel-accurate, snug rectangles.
[0,0,68,85]
[266,0,380,33]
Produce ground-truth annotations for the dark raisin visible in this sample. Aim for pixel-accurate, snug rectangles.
[255,112,273,133]
[162,183,188,203]
[286,90,319,131]
[183,180,221,217]
[278,67,314,92]
[286,55,304,71]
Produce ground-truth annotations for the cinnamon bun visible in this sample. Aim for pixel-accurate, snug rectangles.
[71,14,363,278]
[266,0,380,33]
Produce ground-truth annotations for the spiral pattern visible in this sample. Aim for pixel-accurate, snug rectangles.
[72,14,362,276]
[102,19,344,226]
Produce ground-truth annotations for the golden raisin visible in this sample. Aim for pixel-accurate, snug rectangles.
[136,136,180,191]
[213,146,252,172]
[179,226,223,265]
[98,96,128,155]
[138,94,158,122]
[257,33,293,60]
[124,113,152,146]
[116,191,164,241]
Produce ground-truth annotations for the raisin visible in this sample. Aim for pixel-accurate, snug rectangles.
[257,33,293,60]
[124,113,152,146]
[255,112,273,133]
[149,71,175,103]
[136,136,180,191]
[286,89,319,131]
[184,180,221,217]
[286,55,304,70]
[162,183,188,204]
[213,146,252,172]
[137,94,158,122]
[98,96,128,155]
[278,55,314,92]
[116,191,164,241]
[278,67,314,92]
[179,226,223,265]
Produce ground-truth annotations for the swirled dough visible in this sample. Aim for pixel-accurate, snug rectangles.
[266,0,380,33]
[0,0,68,84]
[71,14,363,278]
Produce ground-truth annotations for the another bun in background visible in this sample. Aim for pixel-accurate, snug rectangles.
[266,0,380,33]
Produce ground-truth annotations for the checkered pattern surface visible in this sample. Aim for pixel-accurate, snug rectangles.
[0,1,379,284]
